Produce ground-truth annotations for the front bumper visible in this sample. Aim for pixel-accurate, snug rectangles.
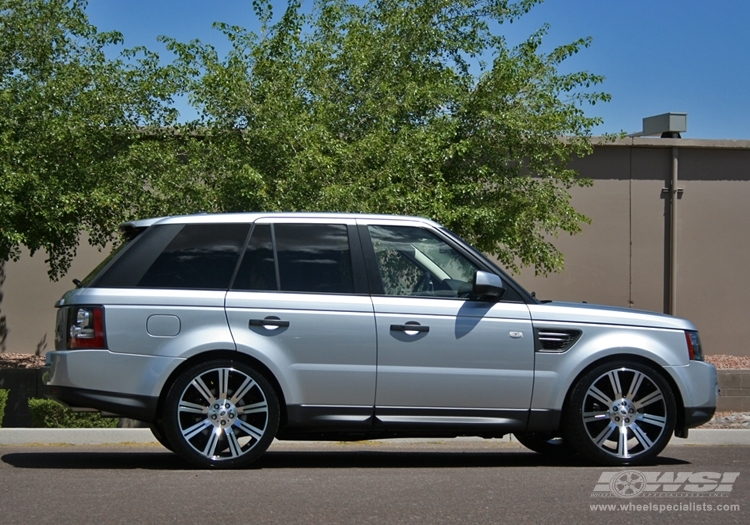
[684,406,716,428]
[667,360,719,438]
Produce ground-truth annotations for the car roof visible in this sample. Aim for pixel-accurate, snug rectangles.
[120,212,442,230]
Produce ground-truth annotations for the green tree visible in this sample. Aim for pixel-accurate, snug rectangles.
[0,0,183,279]
[2,0,610,279]
[166,0,609,274]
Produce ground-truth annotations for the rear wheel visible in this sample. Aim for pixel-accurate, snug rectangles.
[162,359,279,469]
[563,361,676,466]
[149,420,173,452]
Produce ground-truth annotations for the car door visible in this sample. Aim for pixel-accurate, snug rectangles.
[360,221,534,431]
[225,219,377,430]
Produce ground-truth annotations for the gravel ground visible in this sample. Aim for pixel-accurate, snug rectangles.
[700,411,750,429]
[0,353,45,369]
[705,354,750,369]
[1,353,748,427]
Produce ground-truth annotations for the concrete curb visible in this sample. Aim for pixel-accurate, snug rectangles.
[1,428,749,446]
[0,428,160,445]
[669,429,750,446]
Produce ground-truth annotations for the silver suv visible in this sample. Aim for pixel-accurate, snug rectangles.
[45,213,717,468]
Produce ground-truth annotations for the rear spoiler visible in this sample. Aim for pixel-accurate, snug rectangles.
[118,217,167,241]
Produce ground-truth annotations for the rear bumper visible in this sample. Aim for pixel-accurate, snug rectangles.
[46,383,159,422]
[44,349,183,421]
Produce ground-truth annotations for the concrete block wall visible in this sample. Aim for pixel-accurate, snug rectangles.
[718,370,750,412]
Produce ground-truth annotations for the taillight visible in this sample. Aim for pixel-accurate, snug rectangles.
[685,330,703,361]
[67,306,106,349]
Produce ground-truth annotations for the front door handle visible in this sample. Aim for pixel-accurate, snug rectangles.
[390,323,429,334]
[249,317,290,330]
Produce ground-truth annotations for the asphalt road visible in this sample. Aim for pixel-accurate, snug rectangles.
[0,440,747,525]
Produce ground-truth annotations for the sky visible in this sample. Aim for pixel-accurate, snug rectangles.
[85,0,750,139]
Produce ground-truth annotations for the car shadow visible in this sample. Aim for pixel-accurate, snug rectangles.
[0,447,691,470]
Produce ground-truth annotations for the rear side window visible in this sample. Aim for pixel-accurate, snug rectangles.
[90,223,250,289]
[138,224,249,289]
[276,224,353,294]
[233,223,354,294]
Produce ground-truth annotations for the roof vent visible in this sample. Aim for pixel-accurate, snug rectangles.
[629,112,687,138]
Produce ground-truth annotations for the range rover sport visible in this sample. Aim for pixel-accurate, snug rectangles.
[45,213,718,468]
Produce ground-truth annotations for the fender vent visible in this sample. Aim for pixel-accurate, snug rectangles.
[535,329,582,352]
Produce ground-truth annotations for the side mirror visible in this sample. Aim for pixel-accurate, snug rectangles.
[472,271,506,300]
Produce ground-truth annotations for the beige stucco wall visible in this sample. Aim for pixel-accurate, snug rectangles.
[2,138,749,356]
[0,242,109,355]
[515,138,750,357]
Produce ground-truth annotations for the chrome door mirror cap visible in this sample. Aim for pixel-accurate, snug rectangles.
[473,270,506,300]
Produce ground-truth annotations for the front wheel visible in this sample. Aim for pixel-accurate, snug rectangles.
[162,359,280,469]
[563,361,676,466]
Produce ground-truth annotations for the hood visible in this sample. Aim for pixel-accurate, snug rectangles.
[528,301,696,331]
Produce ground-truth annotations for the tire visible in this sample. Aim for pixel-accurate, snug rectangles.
[162,359,280,469]
[563,360,676,466]
[149,420,174,452]
[513,432,576,456]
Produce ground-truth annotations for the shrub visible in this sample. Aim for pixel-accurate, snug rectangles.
[27,398,118,428]
[0,389,8,428]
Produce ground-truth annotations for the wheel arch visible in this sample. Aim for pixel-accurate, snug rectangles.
[559,353,686,434]
[154,349,289,429]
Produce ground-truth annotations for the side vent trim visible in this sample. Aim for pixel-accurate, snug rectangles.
[534,328,582,353]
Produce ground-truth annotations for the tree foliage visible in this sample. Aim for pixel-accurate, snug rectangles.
[0,0,182,278]
[166,0,608,274]
[1,0,609,278]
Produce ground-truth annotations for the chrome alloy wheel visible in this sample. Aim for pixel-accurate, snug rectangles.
[579,366,671,461]
[165,362,279,467]
[563,360,676,466]
[178,367,268,460]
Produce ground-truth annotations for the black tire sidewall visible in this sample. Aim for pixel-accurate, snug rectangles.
[149,420,174,452]
[163,359,280,469]
[563,360,676,466]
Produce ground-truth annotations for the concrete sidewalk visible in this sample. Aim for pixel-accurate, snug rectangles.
[1,428,749,446]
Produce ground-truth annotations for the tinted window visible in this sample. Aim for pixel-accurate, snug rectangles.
[368,225,479,298]
[89,224,184,288]
[81,241,131,287]
[233,224,277,291]
[137,224,250,289]
[275,224,354,294]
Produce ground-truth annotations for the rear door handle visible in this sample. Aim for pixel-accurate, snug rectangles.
[249,317,290,330]
[390,323,429,334]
